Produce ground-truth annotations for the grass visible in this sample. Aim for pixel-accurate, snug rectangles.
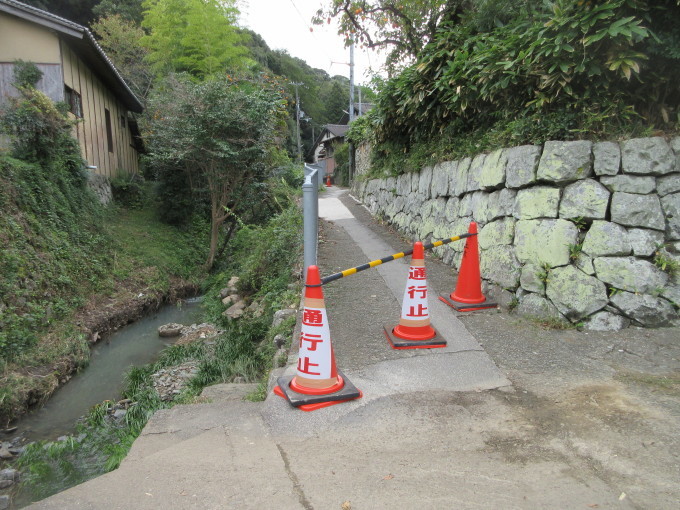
[529,316,577,330]
[106,200,209,288]
[15,201,302,503]
[615,371,680,394]
[0,177,209,425]
[653,248,680,277]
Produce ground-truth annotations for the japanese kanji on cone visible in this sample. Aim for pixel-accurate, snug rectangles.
[384,242,446,349]
[273,265,361,411]
[439,221,497,312]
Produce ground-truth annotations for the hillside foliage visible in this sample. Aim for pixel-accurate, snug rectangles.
[348,0,680,174]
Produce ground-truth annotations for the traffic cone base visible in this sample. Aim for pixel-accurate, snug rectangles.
[383,324,447,350]
[274,370,362,411]
[393,322,436,341]
[439,294,497,312]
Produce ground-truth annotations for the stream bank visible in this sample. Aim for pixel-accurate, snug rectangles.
[1,278,200,429]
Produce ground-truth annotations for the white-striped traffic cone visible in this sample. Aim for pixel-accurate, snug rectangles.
[274,265,361,411]
[384,242,446,349]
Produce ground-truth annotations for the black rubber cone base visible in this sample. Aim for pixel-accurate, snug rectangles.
[439,294,497,312]
[383,324,447,350]
[274,370,361,410]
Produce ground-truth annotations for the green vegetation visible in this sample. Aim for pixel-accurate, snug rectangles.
[16,200,302,503]
[315,0,452,72]
[567,242,584,262]
[530,316,578,330]
[141,0,249,79]
[332,142,351,186]
[0,67,108,364]
[537,263,552,285]
[3,3,310,501]
[653,247,680,276]
[0,62,210,423]
[349,0,680,176]
[615,371,680,393]
[144,74,287,269]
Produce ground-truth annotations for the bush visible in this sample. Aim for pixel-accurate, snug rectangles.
[110,175,147,209]
[12,60,43,88]
[0,72,81,166]
[332,143,350,186]
[361,0,680,174]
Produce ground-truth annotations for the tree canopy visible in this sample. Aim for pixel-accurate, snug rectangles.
[313,0,456,73]
[91,14,152,102]
[140,0,250,79]
[143,75,287,268]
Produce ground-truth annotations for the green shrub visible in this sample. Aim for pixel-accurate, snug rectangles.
[333,143,350,186]
[110,175,147,209]
[360,0,680,175]
[12,60,43,88]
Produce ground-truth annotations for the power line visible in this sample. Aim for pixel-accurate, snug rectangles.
[286,0,335,64]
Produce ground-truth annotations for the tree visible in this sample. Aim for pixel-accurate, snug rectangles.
[143,75,286,269]
[93,0,144,24]
[141,0,250,80]
[313,1,459,72]
[91,14,153,103]
[18,0,100,25]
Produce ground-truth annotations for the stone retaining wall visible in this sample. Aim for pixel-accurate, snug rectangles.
[352,137,680,330]
[86,171,112,205]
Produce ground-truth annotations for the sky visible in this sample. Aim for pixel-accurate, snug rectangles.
[238,0,385,84]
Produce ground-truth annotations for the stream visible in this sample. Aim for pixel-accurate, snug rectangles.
[15,298,204,442]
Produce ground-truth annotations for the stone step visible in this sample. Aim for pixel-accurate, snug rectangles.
[124,383,261,463]
[29,419,301,510]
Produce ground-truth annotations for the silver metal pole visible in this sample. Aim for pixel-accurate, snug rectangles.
[302,165,319,271]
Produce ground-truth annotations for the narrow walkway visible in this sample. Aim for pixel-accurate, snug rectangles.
[262,186,510,437]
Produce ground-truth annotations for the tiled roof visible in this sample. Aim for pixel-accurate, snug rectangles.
[326,124,349,137]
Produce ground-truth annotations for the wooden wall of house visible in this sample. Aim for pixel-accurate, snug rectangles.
[0,12,139,176]
[60,41,139,178]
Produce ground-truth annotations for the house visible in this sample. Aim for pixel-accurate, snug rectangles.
[310,103,373,179]
[0,0,143,178]
[311,124,349,177]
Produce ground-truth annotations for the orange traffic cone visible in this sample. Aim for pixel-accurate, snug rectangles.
[326,173,332,187]
[274,265,361,411]
[439,222,497,312]
[384,242,446,349]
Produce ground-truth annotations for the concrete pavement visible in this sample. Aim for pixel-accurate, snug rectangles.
[28,187,672,509]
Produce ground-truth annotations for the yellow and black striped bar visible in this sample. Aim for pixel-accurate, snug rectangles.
[320,232,476,285]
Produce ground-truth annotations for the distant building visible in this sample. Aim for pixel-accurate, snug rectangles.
[0,0,144,177]
[310,103,373,180]
[311,124,349,177]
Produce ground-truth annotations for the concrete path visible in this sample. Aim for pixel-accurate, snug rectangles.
[29,187,668,509]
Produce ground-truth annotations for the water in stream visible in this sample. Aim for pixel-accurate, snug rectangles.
[16,298,204,441]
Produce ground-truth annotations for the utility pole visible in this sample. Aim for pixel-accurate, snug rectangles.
[358,86,362,116]
[348,42,355,183]
[349,42,355,123]
[292,81,304,163]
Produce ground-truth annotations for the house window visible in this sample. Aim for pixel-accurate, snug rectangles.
[104,108,113,153]
[64,85,82,118]
[120,114,126,129]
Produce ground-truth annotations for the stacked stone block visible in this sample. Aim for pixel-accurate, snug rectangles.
[353,137,680,330]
